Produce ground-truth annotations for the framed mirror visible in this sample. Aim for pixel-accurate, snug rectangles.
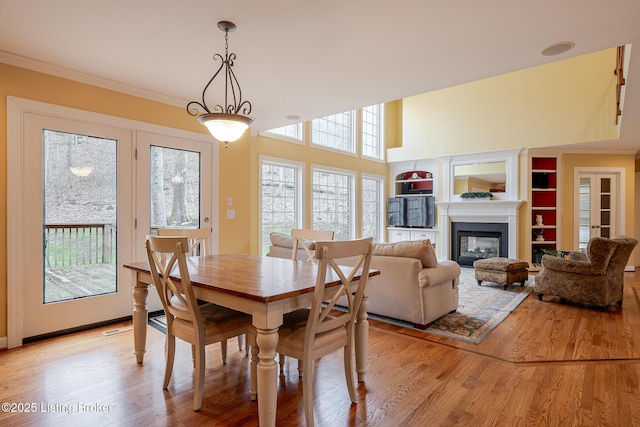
[453,161,506,195]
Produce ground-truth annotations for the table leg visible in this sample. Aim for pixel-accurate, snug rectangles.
[133,280,149,364]
[256,327,278,427]
[354,294,369,382]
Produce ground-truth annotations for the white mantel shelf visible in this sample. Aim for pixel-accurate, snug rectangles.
[437,200,523,219]
[437,200,524,260]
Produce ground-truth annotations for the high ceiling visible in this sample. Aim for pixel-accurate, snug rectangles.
[1,0,639,153]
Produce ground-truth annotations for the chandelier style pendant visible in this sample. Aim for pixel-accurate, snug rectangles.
[187,21,253,147]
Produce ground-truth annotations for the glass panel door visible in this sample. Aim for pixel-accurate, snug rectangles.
[575,172,617,251]
[134,132,213,267]
[43,131,117,303]
[149,146,202,230]
[23,113,133,339]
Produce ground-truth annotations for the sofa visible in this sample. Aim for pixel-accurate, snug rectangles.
[266,233,461,328]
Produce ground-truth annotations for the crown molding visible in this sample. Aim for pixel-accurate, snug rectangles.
[0,50,188,108]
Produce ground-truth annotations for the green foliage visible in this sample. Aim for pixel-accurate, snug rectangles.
[460,191,493,199]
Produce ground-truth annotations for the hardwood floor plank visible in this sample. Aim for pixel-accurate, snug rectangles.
[3,272,640,425]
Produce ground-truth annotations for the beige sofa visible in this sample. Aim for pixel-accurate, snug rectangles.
[266,233,461,328]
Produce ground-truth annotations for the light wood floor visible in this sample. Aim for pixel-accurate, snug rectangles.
[2,272,640,426]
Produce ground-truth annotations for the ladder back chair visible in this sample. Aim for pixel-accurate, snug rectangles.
[252,237,373,427]
[156,228,211,256]
[156,228,246,355]
[290,229,335,262]
[145,236,252,411]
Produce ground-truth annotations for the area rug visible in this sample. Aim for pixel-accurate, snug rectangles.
[418,267,532,343]
[148,268,533,344]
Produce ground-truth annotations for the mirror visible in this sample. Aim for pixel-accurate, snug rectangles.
[453,161,506,194]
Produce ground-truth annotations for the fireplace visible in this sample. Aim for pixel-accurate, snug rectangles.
[451,222,508,266]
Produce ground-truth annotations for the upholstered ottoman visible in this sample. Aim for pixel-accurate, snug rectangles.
[473,257,529,290]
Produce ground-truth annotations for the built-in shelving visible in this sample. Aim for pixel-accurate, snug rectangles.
[530,157,558,269]
[388,170,437,245]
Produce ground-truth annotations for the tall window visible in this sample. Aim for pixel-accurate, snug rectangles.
[311,111,355,153]
[361,175,384,242]
[260,158,302,254]
[312,167,354,240]
[362,104,384,160]
[262,123,303,143]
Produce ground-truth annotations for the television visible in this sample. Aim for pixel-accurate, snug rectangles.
[387,197,406,227]
[406,196,435,228]
[387,196,435,228]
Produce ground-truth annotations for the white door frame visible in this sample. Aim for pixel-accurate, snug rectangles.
[573,166,625,249]
[7,96,218,348]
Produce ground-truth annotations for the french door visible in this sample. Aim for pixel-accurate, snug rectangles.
[7,98,218,347]
[575,171,619,251]
[21,113,134,339]
[134,132,213,265]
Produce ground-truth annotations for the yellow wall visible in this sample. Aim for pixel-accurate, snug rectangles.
[390,48,620,161]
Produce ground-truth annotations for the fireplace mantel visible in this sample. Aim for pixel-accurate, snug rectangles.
[437,200,524,259]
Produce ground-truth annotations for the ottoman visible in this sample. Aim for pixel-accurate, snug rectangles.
[473,257,529,290]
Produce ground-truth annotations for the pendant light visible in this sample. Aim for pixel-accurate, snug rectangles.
[187,21,253,147]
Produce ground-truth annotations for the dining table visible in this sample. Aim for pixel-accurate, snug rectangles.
[123,253,379,427]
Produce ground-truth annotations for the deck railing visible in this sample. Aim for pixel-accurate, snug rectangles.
[44,223,116,267]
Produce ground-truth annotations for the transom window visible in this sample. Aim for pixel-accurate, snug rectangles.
[311,167,354,240]
[261,123,303,143]
[311,111,355,153]
[362,104,384,160]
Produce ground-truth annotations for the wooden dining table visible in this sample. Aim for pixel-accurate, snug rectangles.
[123,253,379,427]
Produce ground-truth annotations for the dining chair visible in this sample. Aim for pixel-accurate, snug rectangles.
[252,237,373,427]
[290,229,335,262]
[156,227,247,356]
[145,236,252,411]
[156,227,210,257]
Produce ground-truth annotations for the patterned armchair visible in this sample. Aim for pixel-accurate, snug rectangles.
[534,236,638,310]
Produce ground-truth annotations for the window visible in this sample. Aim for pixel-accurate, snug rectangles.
[362,104,384,160]
[260,158,303,255]
[312,167,354,240]
[261,123,303,143]
[361,175,385,242]
[311,111,355,153]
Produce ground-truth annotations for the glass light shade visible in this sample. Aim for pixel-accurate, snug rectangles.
[69,166,93,177]
[198,113,253,143]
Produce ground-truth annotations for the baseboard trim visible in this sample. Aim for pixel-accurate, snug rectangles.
[0,336,7,350]
[625,266,636,272]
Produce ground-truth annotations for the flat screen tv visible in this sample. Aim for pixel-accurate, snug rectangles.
[405,196,435,228]
[387,197,406,227]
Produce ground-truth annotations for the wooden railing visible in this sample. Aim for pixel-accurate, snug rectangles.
[44,223,116,267]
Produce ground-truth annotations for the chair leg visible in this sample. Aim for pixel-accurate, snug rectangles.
[221,340,228,365]
[302,354,314,427]
[344,341,357,403]
[278,354,285,373]
[238,334,243,352]
[193,343,206,411]
[249,333,258,401]
[164,333,176,389]
[297,359,303,378]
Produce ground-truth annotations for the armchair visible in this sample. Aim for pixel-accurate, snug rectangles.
[534,236,637,310]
